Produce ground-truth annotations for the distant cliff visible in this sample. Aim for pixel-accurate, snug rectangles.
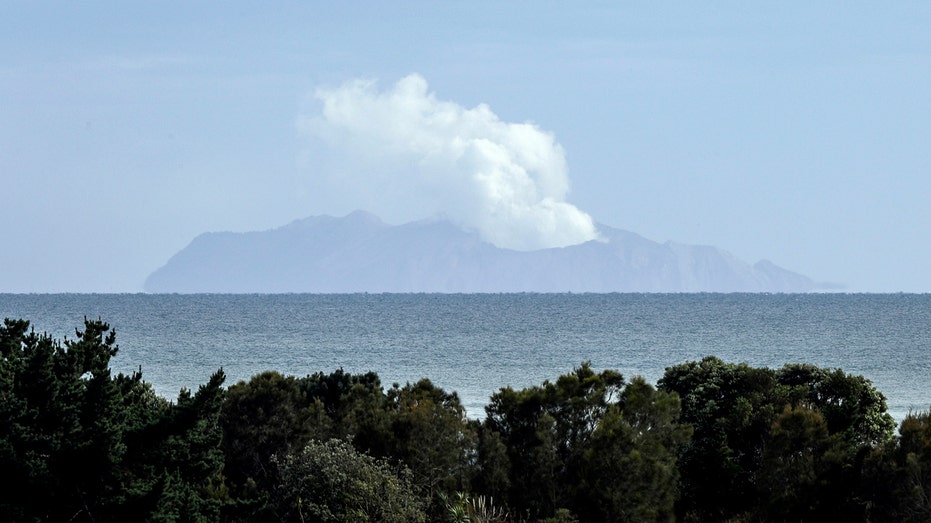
[145,211,825,293]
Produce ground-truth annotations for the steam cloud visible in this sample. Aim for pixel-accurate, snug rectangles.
[301,74,599,251]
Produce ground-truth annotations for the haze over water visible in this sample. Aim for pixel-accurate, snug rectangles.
[2,293,928,422]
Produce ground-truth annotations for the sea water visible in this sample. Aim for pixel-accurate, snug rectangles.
[1,293,929,421]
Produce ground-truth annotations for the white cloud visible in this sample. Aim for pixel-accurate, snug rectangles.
[299,73,599,251]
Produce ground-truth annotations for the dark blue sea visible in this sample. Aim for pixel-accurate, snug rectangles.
[1,294,929,421]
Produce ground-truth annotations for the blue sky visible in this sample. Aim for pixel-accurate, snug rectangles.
[2,2,929,292]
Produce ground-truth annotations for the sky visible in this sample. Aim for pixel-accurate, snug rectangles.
[1,2,929,293]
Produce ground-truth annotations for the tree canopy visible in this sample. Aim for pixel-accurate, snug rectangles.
[0,318,226,522]
[1,317,924,522]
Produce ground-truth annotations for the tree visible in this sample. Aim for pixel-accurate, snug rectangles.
[220,368,477,520]
[659,356,896,521]
[576,377,690,523]
[0,318,127,520]
[272,439,426,523]
[471,422,511,502]
[387,379,476,517]
[863,409,931,522]
[481,363,689,521]
[220,371,310,491]
[483,363,623,518]
[658,356,779,520]
[755,405,844,521]
[776,363,895,448]
[0,318,226,522]
[299,368,392,456]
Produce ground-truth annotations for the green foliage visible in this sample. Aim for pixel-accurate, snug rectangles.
[659,357,781,520]
[659,356,896,522]
[387,379,476,516]
[577,377,691,523]
[272,438,426,522]
[3,315,913,522]
[441,491,509,523]
[0,318,226,522]
[777,363,895,448]
[544,508,580,523]
[220,368,476,519]
[299,368,390,450]
[483,363,688,521]
[755,405,851,521]
[471,422,511,500]
[863,408,931,522]
[220,370,311,491]
[484,363,616,517]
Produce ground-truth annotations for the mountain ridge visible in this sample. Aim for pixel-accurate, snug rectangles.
[144,211,828,293]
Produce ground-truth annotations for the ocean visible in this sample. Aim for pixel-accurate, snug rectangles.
[1,293,928,422]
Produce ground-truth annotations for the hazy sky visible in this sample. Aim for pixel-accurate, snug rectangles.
[2,2,929,292]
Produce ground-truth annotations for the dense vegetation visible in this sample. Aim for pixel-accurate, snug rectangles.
[2,317,930,522]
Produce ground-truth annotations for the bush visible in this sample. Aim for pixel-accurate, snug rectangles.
[272,439,426,522]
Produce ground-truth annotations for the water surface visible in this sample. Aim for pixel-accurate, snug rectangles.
[2,293,928,421]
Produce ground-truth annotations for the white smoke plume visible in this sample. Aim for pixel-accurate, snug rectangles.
[300,74,599,251]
